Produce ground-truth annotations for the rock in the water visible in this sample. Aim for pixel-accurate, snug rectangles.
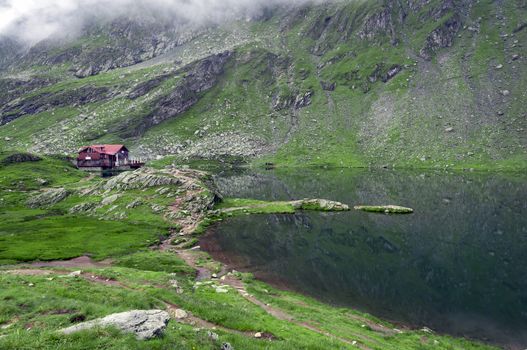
[59,310,170,340]
[354,205,414,214]
[292,199,350,211]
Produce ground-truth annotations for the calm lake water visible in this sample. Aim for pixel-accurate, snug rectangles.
[201,168,527,349]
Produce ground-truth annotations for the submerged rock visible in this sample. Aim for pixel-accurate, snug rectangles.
[354,205,414,214]
[59,310,170,340]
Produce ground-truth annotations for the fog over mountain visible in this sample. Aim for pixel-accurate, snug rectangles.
[0,0,333,44]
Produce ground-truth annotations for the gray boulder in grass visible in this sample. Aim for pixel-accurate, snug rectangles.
[60,310,170,340]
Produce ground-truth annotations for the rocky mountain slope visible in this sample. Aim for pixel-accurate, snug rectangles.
[0,0,525,170]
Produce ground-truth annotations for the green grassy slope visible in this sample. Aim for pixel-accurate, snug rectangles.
[0,0,525,170]
[0,258,497,350]
[0,153,172,264]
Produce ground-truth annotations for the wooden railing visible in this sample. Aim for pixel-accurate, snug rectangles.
[77,158,144,168]
[77,159,112,168]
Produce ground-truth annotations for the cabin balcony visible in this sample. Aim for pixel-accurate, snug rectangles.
[76,158,144,169]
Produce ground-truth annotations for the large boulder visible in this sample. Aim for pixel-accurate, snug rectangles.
[60,310,170,340]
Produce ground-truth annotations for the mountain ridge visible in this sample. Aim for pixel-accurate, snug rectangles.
[0,0,525,170]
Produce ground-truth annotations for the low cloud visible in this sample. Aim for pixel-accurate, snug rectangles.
[0,0,331,44]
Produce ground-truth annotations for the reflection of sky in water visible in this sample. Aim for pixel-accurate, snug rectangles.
[205,169,527,348]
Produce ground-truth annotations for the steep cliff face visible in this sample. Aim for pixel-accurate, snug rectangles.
[128,51,233,136]
[0,0,525,170]
[419,14,463,59]
[0,85,114,125]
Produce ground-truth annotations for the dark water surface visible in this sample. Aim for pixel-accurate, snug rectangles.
[201,168,527,348]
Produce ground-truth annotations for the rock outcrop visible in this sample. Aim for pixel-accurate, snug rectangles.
[320,81,336,91]
[0,85,114,125]
[0,77,56,108]
[358,8,397,44]
[128,74,172,100]
[73,167,219,227]
[129,51,232,136]
[27,188,69,208]
[272,90,313,111]
[102,168,182,191]
[419,15,462,60]
[60,310,170,340]
[368,64,403,84]
[0,153,42,165]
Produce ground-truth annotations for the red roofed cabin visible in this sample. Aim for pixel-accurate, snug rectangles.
[77,144,143,171]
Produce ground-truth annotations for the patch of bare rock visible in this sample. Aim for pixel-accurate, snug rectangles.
[59,310,170,340]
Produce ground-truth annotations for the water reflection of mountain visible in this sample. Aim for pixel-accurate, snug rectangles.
[205,169,527,347]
